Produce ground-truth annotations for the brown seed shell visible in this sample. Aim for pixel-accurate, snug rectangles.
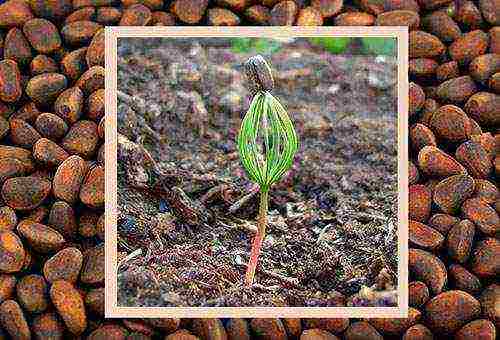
[0,60,22,103]
[446,219,475,263]
[0,299,31,339]
[424,290,481,335]
[0,231,25,273]
[17,220,65,253]
[409,248,447,295]
[50,280,87,335]
[52,155,88,203]
[448,264,482,295]
[22,18,61,54]
[470,237,500,278]
[1,176,50,211]
[43,247,83,283]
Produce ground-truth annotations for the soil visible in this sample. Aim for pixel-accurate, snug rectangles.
[115,38,399,307]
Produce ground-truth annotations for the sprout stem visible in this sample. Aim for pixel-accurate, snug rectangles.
[244,187,268,286]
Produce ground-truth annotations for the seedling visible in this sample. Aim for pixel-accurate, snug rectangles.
[237,55,299,286]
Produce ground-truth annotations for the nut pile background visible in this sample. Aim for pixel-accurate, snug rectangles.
[0,0,498,339]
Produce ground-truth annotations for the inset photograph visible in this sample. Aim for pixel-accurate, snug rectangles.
[105,27,408,317]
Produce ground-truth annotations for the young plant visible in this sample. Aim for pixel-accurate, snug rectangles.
[237,55,299,286]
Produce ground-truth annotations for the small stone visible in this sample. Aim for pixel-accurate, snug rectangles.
[464,92,500,126]
[417,146,466,178]
[402,324,433,340]
[79,210,100,237]
[29,0,73,19]
[86,89,105,121]
[0,207,17,233]
[455,319,496,340]
[422,10,461,43]
[479,284,499,328]
[244,5,270,25]
[191,319,228,339]
[11,102,40,124]
[0,159,26,188]
[96,7,123,25]
[79,165,104,208]
[0,146,35,173]
[410,123,436,152]
[9,118,42,149]
[436,60,459,82]
[303,319,349,334]
[462,198,499,236]
[472,179,498,204]
[409,82,425,116]
[334,12,375,26]
[65,6,96,24]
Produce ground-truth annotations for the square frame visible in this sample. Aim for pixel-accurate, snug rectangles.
[105,26,409,318]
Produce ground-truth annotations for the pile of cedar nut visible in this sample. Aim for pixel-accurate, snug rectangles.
[0,0,498,339]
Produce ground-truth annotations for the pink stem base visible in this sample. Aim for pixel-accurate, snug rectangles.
[244,189,268,286]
